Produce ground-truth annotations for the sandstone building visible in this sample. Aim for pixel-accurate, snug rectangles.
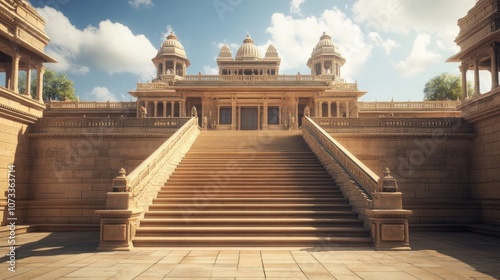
[0,0,498,248]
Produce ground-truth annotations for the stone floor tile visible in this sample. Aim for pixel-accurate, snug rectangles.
[355,271,419,280]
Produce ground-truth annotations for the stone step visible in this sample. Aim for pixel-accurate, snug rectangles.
[133,236,373,247]
[142,211,359,220]
[148,203,352,211]
[135,226,370,237]
[141,218,363,227]
[151,197,349,204]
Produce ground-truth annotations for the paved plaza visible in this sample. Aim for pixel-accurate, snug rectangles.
[0,231,499,279]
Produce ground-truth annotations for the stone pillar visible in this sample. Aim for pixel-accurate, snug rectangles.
[346,101,350,118]
[474,58,481,96]
[144,101,149,117]
[263,101,268,130]
[153,101,158,117]
[336,102,340,118]
[257,106,261,130]
[491,45,499,90]
[231,102,236,130]
[237,106,241,130]
[95,168,142,251]
[36,65,45,103]
[327,101,332,118]
[278,106,282,126]
[365,168,412,250]
[11,54,20,93]
[178,101,182,117]
[25,65,32,97]
[460,63,468,101]
[171,101,175,117]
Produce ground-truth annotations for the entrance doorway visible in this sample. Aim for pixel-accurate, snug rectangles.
[240,107,258,130]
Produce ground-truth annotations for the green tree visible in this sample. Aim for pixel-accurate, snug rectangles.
[423,73,474,101]
[18,69,77,101]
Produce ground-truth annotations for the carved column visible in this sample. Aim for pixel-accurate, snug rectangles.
[459,63,468,101]
[171,101,175,117]
[11,54,20,93]
[231,101,236,130]
[25,63,32,97]
[144,101,149,117]
[178,101,182,117]
[346,101,350,118]
[153,101,158,117]
[327,101,332,118]
[336,101,340,117]
[491,44,499,90]
[474,58,481,96]
[365,168,412,250]
[263,101,268,130]
[257,105,261,130]
[36,65,45,103]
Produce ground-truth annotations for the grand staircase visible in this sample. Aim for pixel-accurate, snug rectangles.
[133,131,371,247]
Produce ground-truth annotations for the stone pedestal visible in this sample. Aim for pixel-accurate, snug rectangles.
[366,194,412,250]
[95,192,141,251]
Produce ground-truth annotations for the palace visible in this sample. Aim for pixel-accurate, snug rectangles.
[131,31,366,130]
[0,0,499,249]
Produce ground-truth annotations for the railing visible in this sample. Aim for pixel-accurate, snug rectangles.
[314,117,468,130]
[33,117,191,131]
[302,116,378,197]
[358,101,460,111]
[46,101,137,110]
[127,117,199,197]
[183,74,318,82]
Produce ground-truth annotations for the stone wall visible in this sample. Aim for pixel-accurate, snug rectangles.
[460,90,500,226]
[22,135,168,226]
[471,114,500,226]
[316,117,478,226]
[17,116,191,229]
[0,118,31,226]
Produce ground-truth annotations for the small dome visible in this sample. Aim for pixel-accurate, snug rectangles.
[235,34,262,61]
[218,44,233,59]
[311,31,341,56]
[157,32,188,59]
[265,44,278,57]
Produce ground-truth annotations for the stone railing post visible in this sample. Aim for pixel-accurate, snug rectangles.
[95,168,141,251]
[366,168,412,250]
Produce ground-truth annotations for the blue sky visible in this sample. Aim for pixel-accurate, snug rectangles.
[30,0,478,102]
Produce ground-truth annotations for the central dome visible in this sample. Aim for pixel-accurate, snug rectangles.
[235,34,262,61]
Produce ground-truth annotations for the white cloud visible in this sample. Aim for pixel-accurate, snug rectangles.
[266,8,372,79]
[86,86,117,102]
[352,0,475,34]
[394,33,441,78]
[129,0,153,9]
[202,65,218,75]
[368,32,400,55]
[290,0,306,15]
[37,7,157,80]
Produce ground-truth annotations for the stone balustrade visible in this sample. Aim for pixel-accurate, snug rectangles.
[31,117,191,132]
[302,117,379,197]
[46,101,137,110]
[96,117,200,250]
[314,117,469,129]
[358,101,460,111]
[302,116,412,249]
